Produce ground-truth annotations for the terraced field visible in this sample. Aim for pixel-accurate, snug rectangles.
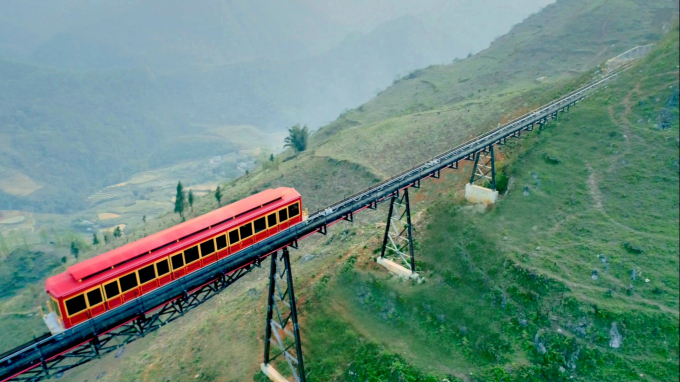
[0,168,42,197]
[86,185,131,205]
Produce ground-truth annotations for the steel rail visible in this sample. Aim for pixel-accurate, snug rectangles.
[0,64,630,382]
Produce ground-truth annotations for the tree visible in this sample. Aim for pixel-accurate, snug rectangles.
[70,241,79,259]
[113,226,122,238]
[174,181,186,218]
[104,234,109,244]
[269,154,274,162]
[142,215,146,224]
[188,190,194,212]
[215,186,222,206]
[283,124,309,153]
[92,233,99,246]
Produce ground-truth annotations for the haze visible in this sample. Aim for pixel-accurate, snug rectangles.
[0,0,552,219]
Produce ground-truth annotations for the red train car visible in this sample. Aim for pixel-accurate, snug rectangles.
[43,187,303,332]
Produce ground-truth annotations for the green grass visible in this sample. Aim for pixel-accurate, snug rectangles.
[302,28,679,381]
[1,1,677,380]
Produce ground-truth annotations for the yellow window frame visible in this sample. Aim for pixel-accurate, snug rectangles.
[253,216,267,234]
[215,233,228,250]
[183,245,201,265]
[239,221,254,240]
[50,297,62,318]
[118,270,141,293]
[103,279,122,301]
[278,207,289,223]
[228,228,240,245]
[288,202,300,218]
[137,262,158,286]
[64,294,87,318]
[64,284,105,318]
[266,211,278,228]
[170,251,186,271]
[84,285,106,310]
[200,238,216,257]
[155,257,171,277]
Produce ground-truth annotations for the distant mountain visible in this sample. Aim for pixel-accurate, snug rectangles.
[0,0,556,214]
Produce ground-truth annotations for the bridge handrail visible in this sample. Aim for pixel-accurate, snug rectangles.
[309,63,631,221]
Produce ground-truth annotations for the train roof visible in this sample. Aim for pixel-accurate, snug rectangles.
[46,187,300,298]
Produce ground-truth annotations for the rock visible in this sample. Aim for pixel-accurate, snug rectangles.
[567,348,580,370]
[459,326,468,334]
[645,278,650,283]
[536,342,547,355]
[437,314,446,323]
[571,325,587,338]
[599,254,607,264]
[519,318,529,327]
[523,187,530,196]
[630,269,637,281]
[301,254,315,264]
[534,331,547,354]
[609,322,623,348]
[591,270,599,280]
[246,288,259,299]
[115,347,125,358]
[559,366,566,373]
[536,246,541,251]
[194,374,200,379]
[503,236,508,241]
[532,226,538,231]
[96,373,105,380]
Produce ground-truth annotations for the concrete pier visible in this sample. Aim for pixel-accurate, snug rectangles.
[465,184,498,204]
[261,363,289,382]
[377,257,419,279]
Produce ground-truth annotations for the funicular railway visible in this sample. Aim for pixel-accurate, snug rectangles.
[0,66,631,382]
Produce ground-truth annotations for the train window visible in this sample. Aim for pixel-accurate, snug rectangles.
[267,213,277,227]
[215,234,227,250]
[278,208,288,222]
[138,264,156,284]
[65,294,87,316]
[86,288,103,307]
[171,253,184,270]
[50,298,62,317]
[288,203,300,217]
[184,246,200,264]
[239,223,253,239]
[119,273,139,292]
[156,259,170,276]
[104,281,120,299]
[228,229,239,244]
[200,240,215,256]
[254,217,266,233]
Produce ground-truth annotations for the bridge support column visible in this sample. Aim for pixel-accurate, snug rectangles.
[465,145,499,204]
[378,189,418,278]
[262,248,306,382]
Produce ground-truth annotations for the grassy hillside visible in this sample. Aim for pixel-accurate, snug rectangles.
[307,29,679,381]
[62,28,678,382]
[212,0,677,213]
[1,0,677,379]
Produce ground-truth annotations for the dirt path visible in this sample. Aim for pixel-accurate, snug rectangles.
[585,163,604,210]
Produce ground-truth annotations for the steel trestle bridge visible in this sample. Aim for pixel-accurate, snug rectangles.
[0,65,631,382]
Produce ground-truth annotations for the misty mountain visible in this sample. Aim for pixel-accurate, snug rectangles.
[0,0,553,214]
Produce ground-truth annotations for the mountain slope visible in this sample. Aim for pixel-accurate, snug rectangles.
[63,26,679,382]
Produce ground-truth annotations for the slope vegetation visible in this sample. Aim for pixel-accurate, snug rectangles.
[2,0,677,380]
